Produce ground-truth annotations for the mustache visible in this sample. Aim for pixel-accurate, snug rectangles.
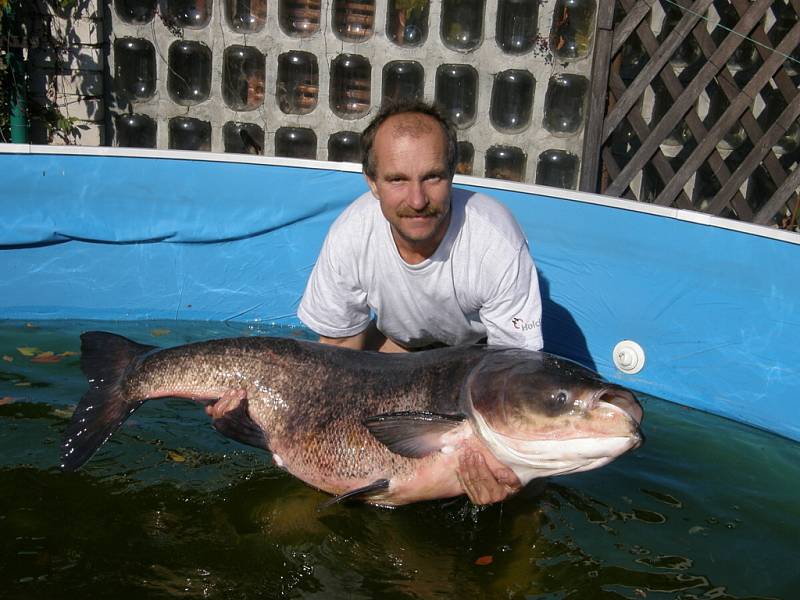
[396,206,442,218]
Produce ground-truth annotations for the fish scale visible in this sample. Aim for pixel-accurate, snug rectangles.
[92,336,479,487]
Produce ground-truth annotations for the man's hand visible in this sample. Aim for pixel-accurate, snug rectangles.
[204,388,246,419]
[457,449,522,505]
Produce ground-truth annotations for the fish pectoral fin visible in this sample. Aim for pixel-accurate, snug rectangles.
[211,398,269,451]
[318,478,390,511]
[364,411,466,458]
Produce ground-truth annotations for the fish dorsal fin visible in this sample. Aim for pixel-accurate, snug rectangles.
[318,478,390,510]
[364,411,466,458]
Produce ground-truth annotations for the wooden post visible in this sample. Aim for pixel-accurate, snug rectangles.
[579,0,616,193]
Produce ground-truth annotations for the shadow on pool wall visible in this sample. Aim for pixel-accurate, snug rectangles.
[539,276,595,371]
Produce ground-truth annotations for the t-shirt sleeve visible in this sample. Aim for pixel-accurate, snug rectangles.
[479,244,544,351]
[297,228,372,338]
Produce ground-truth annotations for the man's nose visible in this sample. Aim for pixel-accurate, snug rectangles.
[406,182,427,210]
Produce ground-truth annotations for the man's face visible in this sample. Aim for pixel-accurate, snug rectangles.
[365,113,453,262]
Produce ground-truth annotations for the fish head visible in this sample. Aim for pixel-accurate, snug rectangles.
[464,349,644,485]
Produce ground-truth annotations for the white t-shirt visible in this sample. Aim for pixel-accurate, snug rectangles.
[298,188,543,350]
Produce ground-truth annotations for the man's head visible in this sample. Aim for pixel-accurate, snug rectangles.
[361,101,458,180]
[361,101,459,263]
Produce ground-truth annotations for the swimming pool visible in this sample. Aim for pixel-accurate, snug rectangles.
[2,146,798,442]
[2,145,799,598]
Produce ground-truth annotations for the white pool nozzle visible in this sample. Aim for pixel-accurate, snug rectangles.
[613,340,645,374]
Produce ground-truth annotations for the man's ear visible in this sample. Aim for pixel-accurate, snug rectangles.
[364,173,379,198]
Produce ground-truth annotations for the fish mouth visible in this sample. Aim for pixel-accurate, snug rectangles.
[592,386,643,425]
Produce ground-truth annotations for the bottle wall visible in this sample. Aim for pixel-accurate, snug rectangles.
[108,0,598,187]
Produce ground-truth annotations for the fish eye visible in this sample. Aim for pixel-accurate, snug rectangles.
[555,391,568,406]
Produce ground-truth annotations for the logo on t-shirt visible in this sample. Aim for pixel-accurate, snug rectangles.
[512,317,540,332]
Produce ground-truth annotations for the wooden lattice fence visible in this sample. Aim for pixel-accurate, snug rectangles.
[581,0,800,229]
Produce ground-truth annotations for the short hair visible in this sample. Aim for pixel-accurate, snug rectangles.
[361,100,458,180]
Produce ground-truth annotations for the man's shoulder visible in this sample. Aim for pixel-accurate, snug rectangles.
[457,189,526,248]
[330,190,381,235]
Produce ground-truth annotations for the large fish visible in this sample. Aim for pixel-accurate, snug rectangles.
[61,333,643,506]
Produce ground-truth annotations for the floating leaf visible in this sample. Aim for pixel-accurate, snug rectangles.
[59,351,78,357]
[150,328,171,337]
[17,347,40,357]
[0,396,19,405]
[474,555,493,566]
[2,355,13,363]
[51,407,74,419]
[15,382,32,387]
[31,352,62,364]
[167,450,186,463]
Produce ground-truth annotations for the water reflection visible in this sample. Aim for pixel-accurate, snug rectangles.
[0,461,756,597]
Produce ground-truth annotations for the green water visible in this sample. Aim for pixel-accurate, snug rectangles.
[1,320,798,599]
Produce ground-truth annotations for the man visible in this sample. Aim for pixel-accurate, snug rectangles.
[297,101,544,503]
[298,101,543,354]
[210,101,542,504]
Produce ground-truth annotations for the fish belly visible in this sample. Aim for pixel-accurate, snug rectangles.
[274,447,464,506]
[263,420,475,505]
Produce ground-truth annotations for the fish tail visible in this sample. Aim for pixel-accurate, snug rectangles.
[60,332,158,472]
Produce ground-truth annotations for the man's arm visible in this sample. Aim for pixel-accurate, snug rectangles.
[318,331,370,350]
[318,321,409,353]
[479,245,543,351]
